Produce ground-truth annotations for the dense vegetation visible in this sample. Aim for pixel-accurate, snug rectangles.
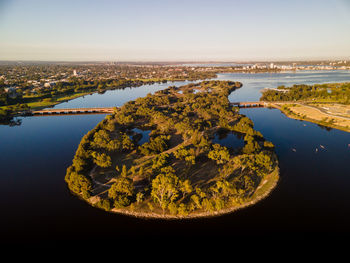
[65,80,279,218]
[260,82,350,103]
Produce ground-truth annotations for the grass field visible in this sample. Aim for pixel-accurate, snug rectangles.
[25,91,93,110]
[0,91,94,113]
[272,102,350,132]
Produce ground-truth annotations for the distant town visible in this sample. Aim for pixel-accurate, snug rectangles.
[1,60,349,99]
[0,60,349,119]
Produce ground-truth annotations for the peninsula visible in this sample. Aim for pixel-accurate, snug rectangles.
[261,82,350,132]
[65,80,279,218]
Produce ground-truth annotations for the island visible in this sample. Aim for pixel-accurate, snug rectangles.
[261,82,350,132]
[65,80,279,218]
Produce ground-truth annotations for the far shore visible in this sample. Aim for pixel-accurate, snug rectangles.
[268,102,350,133]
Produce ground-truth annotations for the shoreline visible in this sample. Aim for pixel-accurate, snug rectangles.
[65,80,280,220]
[85,167,279,220]
[269,102,350,133]
[1,79,183,119]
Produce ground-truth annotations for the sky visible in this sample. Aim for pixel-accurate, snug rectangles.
[0,0,350,61]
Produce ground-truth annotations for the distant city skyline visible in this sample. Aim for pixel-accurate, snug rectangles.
[1,0,350,61]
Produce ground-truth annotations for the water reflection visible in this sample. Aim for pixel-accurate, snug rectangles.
[216,70,350,102]
[52,81,192,109]
[212,129,245,149]
[0,117,22,126]
[2,71,350,241]
[131,128,151,145]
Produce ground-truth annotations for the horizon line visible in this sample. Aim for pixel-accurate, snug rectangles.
[1,58,349,64]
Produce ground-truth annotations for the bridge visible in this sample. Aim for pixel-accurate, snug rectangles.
[230,101,267,108]
[25,101,268,116]
[30,107,116,116]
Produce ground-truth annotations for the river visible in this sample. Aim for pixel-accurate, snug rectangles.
[1,70,350,242]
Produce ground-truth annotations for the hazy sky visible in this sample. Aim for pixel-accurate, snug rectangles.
[1,0,350,61]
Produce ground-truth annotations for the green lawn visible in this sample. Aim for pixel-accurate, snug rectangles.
[19,91,93,110]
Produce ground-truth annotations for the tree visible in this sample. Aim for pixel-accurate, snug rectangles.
[242,151,273,177]
[65,170,92,196]
[151,170,180,213]
[263,141,275,148]
[90,129,120,151]
[168,202,178,215]
[152,153,169,170]
[180,180,193,199]
[129,166,136,177]
[109,177,134,199]
[177,203,189,216]
[95,199,111,211]
[91,151,111,168]
[108,175,134,208]
[139,135,170,156]
[201,198,215,212]
[136,192,144,203]
[120,164,128,177]
[121,134,134,150]
[174,146,196,165]
[208,144,230,164]
[242,136,261,154]
[190,194,202,209]
[232,117,254,133]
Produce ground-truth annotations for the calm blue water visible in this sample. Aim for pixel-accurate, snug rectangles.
[1,70,350,242]
[240,107,350,233]
[212,131,244,149]
[132,128,151,145]
[53,81,191,109]
[216,70,350,101]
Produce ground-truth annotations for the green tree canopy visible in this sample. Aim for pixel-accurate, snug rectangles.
[208,144,230,164]
[151,168,180,212]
